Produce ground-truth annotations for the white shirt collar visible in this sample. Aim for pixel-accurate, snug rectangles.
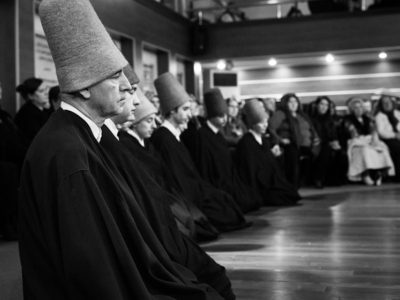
[61,101,102,143]
[206,120,219,134]
[104,119,119,141]
[249,129,263,145]
[126,128,145,147]
[161,120,181,141]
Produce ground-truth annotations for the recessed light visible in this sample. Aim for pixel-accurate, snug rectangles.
[217,60,226,70]
[325,54,335,63]
[268,58,277,67]
[379,52,387,60]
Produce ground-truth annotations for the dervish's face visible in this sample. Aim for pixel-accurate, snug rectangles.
[253,116,269,135]
[210,114,227,129]
[134,113,157,139]
[88,70,132,118]
[172,101,192,126]
[228,100,239,118]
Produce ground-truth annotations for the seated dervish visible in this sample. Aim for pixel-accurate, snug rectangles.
[235,99,301,206]
[118,86,219,242]
[184,88,262,213]
[150,72,250,232]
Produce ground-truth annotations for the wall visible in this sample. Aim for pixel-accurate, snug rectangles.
[0,0,16,114]
[199,10,400,60]
[238,59,400,105]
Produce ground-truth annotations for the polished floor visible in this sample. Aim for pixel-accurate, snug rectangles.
[203,185,400,300]
[1,185,399,300]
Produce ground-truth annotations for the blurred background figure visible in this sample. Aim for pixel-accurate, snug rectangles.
[269,93,320,188]
[221,96,246,147]
[310,96,348,188]
[344,98,394,185]
[374,91,400,182]
[15,77,52,146]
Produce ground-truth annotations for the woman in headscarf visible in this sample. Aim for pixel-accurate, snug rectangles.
[15,77,52,145]
[374,92,400,182]
[344,97,394,185]
[269,93,320,188]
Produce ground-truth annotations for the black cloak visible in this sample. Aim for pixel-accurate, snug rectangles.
[100,125,235,300]
[119,131,219,242]
[150,126,249,232]
[19,109,223,300]
[187,124,262,213]
[235,132,301,206]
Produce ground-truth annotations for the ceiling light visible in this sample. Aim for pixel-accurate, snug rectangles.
[325,53,335,63]
[379,52,387,60]
[194,62,202,75]
[217,60,226,70]
[268,58,277,67]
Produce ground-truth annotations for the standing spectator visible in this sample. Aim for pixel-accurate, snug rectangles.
[344,98,394,185]
[269,93,320,187]
[310,96,348,187]
[374,92,400,182]
[15,77,52,145]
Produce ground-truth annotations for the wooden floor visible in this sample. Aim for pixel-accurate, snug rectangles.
[1,185,400,300]
[202,185,400,300]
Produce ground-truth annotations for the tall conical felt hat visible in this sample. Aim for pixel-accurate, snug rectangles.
[133,88,157,124]
[204,88,228,118]
[39,0,128,92]
[243,99,268,126]
[154,72,190,116]
[123,65,140,85]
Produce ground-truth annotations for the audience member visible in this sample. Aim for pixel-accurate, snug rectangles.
[15,77,52,146]
[269,93,320,187]
[221,96,246,147]
[374,92,400,182]
[344,98,394,185]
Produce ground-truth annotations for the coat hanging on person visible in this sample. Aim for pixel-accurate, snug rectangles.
[189,124,262,213]
[101,125,235,300]
[150,126,249,232]
[119,130,220,242]
[235,132,301,206]
[19,110,224,300]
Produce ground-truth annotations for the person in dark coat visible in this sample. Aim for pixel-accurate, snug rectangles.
[310,96,348,187]
[187,88,262,213]
[0,107,25,240]
[101,74,235,299]
[120,88,219,242]
[19,1,224,299]
[15,77,53,146]
[374,92,400,182]
[151,73,249,232]
[235,99,300,206]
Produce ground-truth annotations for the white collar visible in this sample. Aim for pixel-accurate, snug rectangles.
[126,128,145,147]
[161,120,181,141]
[104,119,119,141]
[249,129,263,145]
[61,101,102,143]
[206,120,219,134]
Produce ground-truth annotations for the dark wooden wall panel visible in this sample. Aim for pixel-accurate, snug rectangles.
[200,11,400,60]
[239,60,400,104]
[0,0,16,114]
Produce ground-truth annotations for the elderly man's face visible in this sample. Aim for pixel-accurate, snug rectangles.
[113,84,140,124]
[88,70,132,118]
